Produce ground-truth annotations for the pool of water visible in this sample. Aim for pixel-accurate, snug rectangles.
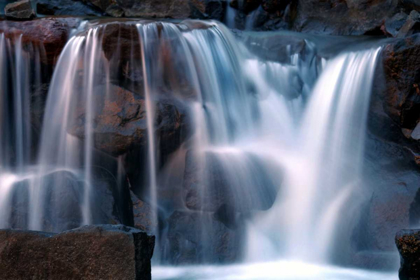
[153,261,397,280]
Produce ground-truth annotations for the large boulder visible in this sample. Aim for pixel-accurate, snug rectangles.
[396,229,420,280]
[69,84,185,157]
[4,0,35,20]
[0,225,155,280]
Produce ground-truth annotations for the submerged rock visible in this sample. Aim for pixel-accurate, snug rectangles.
[396,229,420,280]
[4,0,35,20]
[0,225,155,280]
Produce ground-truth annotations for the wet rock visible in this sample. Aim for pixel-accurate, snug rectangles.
[69,84,185,157]
[381,34,420,130]
[183,150,280,213]
[131,191,157,233]
[4,0,35,20]
[0,225,155,280]
[5,152,133,232]
[396,229,420,280]
[350,94,420,270]
[37,0,104,16]
[0,18,78,65]
[163,210,243,264]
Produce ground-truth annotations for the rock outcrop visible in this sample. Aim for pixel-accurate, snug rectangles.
[4,0,35,20]
[396,229,420,280]
[0,225,155,280]
[0,18,79,65]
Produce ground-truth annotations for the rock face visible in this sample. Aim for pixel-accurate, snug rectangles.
[37,0,103,16]
[0,225,155,280]
[396,229,420,280]
[0,18,78,65]
[4,0,35,20]
[381,34,420,131]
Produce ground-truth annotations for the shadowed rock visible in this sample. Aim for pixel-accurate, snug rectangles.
[396,229,420,280]
[4,0,35,20]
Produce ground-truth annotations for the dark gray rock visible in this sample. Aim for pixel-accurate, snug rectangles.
[4,0,35,19]
[385,12,409,37]
[36,0,103,16]
[0,225,155,280]
[396,229,420,280]
[397,10,420,38]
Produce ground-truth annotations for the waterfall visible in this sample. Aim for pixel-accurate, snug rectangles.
[0,32,43,229]
[0,19,383,268]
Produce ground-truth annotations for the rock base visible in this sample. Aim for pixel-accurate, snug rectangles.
[0,225,155,280]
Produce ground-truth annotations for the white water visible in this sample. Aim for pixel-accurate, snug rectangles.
[153,261,397,280]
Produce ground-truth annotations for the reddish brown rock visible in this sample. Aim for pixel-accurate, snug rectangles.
[0,225,155,280]
[0,18,79,65]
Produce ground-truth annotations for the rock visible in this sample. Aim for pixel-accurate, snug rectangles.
[163,211,243,264]
[114,0,206,18]
[183,150,280,213]
[381,34,420,130]
[205,0,227,21]
[292,0,397,35]
[131,191,157,234]
[397,10,420,38]
[230,0,262,13]
[385,12,409,37]
[0,225,155,280]
[69,84,185,157]
[37,0,104,16]
[350,93,420,270]
[400,0,420,12]
[4,0,35,20]
[0,18,78,65]
[396,229,420,280]
[262,0,291,13]
[2,150,133,232]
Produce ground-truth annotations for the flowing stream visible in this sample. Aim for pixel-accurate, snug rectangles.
[0,19,395,278]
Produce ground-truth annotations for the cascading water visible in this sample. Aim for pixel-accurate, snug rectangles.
[0,17,394,279]
[0,32,44,229]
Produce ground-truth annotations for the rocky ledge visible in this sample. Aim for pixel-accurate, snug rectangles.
[0,225,155,280]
